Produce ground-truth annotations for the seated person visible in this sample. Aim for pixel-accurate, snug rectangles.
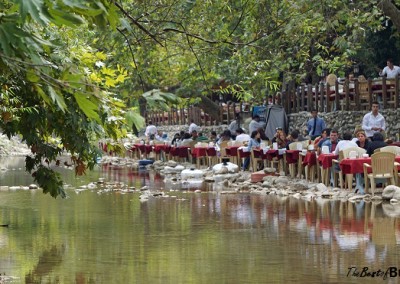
[242,130,261,170]
[257,127,269,142]
[155,130,167,141]
[171,133,181,145]
[271,127,288,149]
[191,130,199,140]
[286,129,304,150]
[334,131,358,155]
[209,131,218,143]
[235,128,251,143]
[354,129,370,150]
[180,133,193,146]
[315,128,331,154]
[366,132,387,156]
[217,130,232,145]
[196,132,209,141]
[320,129,340,153]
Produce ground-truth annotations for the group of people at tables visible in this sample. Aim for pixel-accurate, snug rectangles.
[141,100,397,193]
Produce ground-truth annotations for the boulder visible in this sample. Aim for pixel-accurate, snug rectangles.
[212,162,239,174]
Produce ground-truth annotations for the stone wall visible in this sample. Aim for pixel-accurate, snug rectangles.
[154,109,400,140]
[287,109,400,139]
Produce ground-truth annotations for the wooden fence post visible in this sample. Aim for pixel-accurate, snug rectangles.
[382,77,387,109]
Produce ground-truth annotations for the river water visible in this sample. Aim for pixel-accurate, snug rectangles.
[1,157,400,283]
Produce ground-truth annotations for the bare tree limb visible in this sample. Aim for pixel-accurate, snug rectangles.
[113,1,164,47]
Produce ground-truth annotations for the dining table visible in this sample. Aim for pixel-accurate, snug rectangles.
[317,153,339,186]
[338,156,400,192]
[285,150,301,177]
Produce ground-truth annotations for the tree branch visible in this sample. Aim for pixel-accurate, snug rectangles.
[378,0,400,31]
[113,1,164,47]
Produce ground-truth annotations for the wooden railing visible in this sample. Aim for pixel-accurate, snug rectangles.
[282,76,400,114]
[144,93,283,126]
[144,76,400,125]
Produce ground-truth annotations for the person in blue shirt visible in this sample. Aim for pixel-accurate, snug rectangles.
[320,129,340,153]
[242,130,261,170]
[307,109,326,140]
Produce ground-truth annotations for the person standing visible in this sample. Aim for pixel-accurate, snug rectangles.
[362,101,386,140]
[307,109,326,140]
[188,119,198,134]
[228,114,241,139]
[144,121,157,138]
[379,58,400,79]
[248,115,265,134]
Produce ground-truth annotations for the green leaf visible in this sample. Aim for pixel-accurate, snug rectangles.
[48,8,84,27]
[48,86,67,112]
[26,70,40,83]
[16,0,50,25]
[35,85,52,105]
[73,93,100,123]
[125,109,145,131]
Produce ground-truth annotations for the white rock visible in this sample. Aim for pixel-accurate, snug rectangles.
[212,162,239,174]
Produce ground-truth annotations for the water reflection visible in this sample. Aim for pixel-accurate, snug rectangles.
[1,157,400,283]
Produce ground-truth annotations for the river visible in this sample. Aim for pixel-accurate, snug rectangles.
[0,157,400,283]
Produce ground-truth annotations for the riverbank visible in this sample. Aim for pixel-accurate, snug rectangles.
[0,134,31,156]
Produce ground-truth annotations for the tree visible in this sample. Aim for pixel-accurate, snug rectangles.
[0,1,134,197]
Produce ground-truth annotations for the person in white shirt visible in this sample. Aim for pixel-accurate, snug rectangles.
[379,58,400,79]
[248,115,265,134]
[188,119,198,134]
[362,101,386,140]
[145,121,157,138]
[334,131,358,155]
[235,128,250,143]
[228,115,240,137]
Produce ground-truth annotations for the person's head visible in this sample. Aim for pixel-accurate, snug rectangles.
[148,120,153,126]
[191,130,198,138]
[290,130,299,140]
[236,128,244,135]
[321,128,331,138]
[251,130,260,139]
[235,113,240,121]
[342,131,353,141]
[387,58,394,69]
[356,130,366,142]
[371,101,379,115]
[311,109,318,118]
[330,129,339,142]
[253,115,260,121]
[190,119,194,123]
[372,132,384,142]
[210,131,217,138]
[221,130,231,140]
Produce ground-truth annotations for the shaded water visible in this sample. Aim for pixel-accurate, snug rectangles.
[1,157,400,283]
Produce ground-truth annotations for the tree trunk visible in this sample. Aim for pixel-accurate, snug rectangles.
[196,96,221,122]
[379,0,400,31]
